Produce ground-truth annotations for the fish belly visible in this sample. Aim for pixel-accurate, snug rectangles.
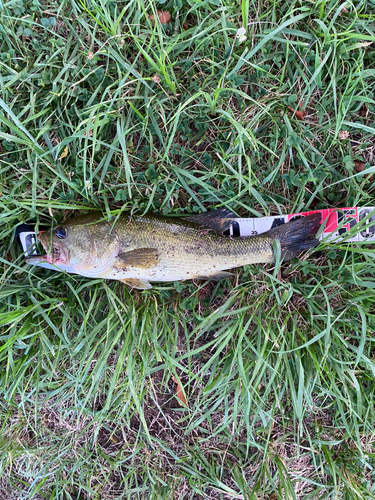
[102,250,273,283]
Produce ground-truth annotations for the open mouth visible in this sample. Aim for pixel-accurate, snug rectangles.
[25,231,69,267]
[38,235,68,265]
[50,246,61,263]
[25,246,68,267]
[44,245,69,265]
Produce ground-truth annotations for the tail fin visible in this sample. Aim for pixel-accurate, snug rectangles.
[267,214,321,261]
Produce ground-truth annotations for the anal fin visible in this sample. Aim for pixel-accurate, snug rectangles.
[121,278,152,290]
[192,271,233,281]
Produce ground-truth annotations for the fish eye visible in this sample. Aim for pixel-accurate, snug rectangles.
[55,227,67,239]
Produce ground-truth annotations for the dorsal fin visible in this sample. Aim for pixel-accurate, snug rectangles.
[185,208,237,233]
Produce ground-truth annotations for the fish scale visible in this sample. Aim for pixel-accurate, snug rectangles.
[113,216,274,278]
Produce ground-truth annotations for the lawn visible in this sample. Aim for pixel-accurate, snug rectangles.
[1,0,375,498]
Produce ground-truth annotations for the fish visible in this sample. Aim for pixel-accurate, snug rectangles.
[25,209,321,289]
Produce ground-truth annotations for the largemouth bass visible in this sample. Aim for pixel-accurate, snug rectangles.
[26,210,321,289]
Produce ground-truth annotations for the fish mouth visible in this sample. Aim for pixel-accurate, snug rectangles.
[45,245,69,265]
[35,233,70,266]
[50,245,63,264]
[26,246,69,266]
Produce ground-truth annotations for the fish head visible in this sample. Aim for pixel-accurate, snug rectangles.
[37,224,93,270]
[27,212,118,275]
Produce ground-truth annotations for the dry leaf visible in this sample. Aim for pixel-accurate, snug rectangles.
[359,104,368,117]
[288,100,306,120]
[355,160,373,181]
[295,109,306,120]
[268,494,279,500]
[198,282,214,301]
[149,10,171,25]
[354,161,365,172]
[172,375,187,406]
[59,146,68,160]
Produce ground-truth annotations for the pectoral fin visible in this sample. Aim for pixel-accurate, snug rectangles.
[192,271,233,281]
[118,248,159,268]
[121,278,152,289]
[186,208,237,233]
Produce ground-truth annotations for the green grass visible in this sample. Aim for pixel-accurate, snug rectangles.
[1,0,375,498]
